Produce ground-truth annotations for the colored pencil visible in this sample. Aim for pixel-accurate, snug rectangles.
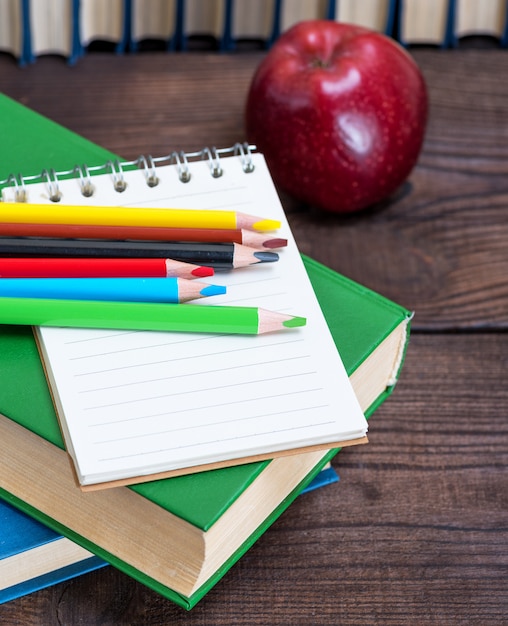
[0,297,306,335]
[0,223,288,249]
[0,239,279,269]
[0,258,214,279]
[0,203,281,232]
[0,277,226,303]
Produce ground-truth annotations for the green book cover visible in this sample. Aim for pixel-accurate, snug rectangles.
[0,93,411,609]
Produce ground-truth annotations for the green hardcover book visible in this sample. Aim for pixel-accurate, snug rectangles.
[0,94,411,609]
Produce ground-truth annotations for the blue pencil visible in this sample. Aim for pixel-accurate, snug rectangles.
[0,277,226,303]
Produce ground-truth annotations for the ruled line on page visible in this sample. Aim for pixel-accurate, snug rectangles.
[85,395,328,426]
[84,374,322,415]
[98,419,337,463]
[90,396,328,432]
[70,335,306,373]
[77,353,312,392]
[94,403,332,443]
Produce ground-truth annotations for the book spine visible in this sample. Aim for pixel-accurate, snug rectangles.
[444,0,457,48]
[117,0,131,53]
[503,9,508,47]
[221,0,234,50]
[385,0,397,37]
[69,0,83,65]
[20,0,33,65]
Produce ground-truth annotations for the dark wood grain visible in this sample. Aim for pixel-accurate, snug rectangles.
[0,46,507,625]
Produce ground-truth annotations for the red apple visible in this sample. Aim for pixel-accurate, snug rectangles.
[245,20,428,213]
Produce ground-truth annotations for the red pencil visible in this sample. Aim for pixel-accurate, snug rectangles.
[0,257,214,279]
[0,222,288,249]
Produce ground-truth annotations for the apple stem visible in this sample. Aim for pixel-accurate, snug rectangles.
[311,58,329,69]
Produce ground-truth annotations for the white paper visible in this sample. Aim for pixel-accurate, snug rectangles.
[5,153,367,485]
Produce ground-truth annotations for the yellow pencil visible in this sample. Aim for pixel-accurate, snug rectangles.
[0,203,281,232]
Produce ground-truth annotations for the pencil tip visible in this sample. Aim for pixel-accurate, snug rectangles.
[251,218,281,232]
[200,284,227,297]
[252,251,279,264]
[191,266,215,277]
[283,316,307,328]
[262,238,288,249]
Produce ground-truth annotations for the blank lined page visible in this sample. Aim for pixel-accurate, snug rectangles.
[6,153,368,487]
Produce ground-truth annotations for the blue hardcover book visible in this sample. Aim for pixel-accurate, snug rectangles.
[0,500,107,605]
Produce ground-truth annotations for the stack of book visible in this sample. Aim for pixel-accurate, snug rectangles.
[0,93,411,609]
[4,0,505,66]
[0,0,397,64]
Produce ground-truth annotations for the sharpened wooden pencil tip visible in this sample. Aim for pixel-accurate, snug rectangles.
[191,266,215,277]
[236,213,281,232]
[283,316,306,328]
[257,310,307,334]
[199,284,227,297]
[252,251,279,263]
[262,238,288,249]
[251,219,281,232]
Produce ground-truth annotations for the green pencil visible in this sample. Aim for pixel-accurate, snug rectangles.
[0,297,306,335]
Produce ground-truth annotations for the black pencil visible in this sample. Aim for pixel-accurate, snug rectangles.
[0,238,279,269]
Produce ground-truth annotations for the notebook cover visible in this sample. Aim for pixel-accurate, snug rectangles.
[0,93,411,608]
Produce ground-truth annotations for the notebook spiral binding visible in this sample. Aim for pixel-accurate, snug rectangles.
[0,143,256,203]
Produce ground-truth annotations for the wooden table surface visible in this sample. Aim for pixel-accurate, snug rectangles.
[0,44,507,625]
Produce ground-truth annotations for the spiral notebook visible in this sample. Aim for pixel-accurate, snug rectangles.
[1,147,368,490]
